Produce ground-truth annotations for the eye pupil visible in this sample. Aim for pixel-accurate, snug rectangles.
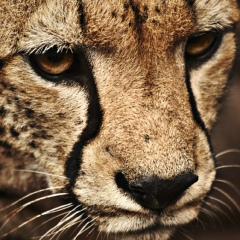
[47,51,65,63]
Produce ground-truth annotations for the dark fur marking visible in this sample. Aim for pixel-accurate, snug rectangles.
[25,108,34,118]
[186,0,195,7]
[155,6,161,14]
[57,112,65,118]
[10,127,20,138]
[32,130,53,140]
[144,134,150,143]
[151,19,159,25]
[130,1,148,24]
[0,127,5,135]
[0,81,8,89]
[28,140,37,148]
[9,86,16,92]
[14,96,19,101]
[121,3,129,22]
[0,107,6,116]
[78,0,86,31]
[0,140,12,149]
[112,10,117,18]
[0,60,4,70]
[25,100,31,105]
[124,2,130,10]
[0,140,14,157]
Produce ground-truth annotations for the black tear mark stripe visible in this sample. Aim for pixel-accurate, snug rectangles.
[185,68,214,156]
[65,3,103,195]
[65,53,103,193]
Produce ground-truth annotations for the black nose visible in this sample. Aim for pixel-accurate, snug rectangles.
[115,172,198,211]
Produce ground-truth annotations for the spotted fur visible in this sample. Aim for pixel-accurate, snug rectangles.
[0,0,239,239]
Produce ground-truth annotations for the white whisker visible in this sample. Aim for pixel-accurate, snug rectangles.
[208,196,232,212]
[51,214,86,240]
[216,165,240,170]
[0,202,71,238]
[73,217,98,240]
[57,205,81,225]
[14,169,67,179]
[55,218,84,240]
[31,211,70,239]
[200,206,217,225]
[0,192,68,235]
[215,149,240,158]
[87,225,96,237]
[213,186,240,212]
[40,209,86,240]
[178,230,193,240]
[203,201,225,229]
[215,179,240,197]
[0,186,64,213]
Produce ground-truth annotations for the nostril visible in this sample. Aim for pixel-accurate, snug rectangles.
[115,172,130,192]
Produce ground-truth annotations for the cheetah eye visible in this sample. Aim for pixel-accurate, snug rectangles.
[33,48,74,75]
[185,31,220,59]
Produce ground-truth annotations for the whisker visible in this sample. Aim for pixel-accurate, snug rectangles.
[87,225,96,237]
[0,192,68,235]
[205,193,237,227]
[203,201,225,229]
[96,227,103,240]
[215,164,240,170]
[55,218,84,240]
[195,215,206,230]
[216,165,240,170]
[0,202,72,238]
[214,179,240,197]
[70,213,89,237]
[52,210,86,240]
[178,229,193,240]
[73,217,98,240]
[40,209,86,239]
[0,186,64,213]
[31,211,70,238]
[208,196,233,212]
[57,205,81,226]
[213,186,240,212]
[200,207,217,225]
[215,149,240,158]
[13,169,67,179]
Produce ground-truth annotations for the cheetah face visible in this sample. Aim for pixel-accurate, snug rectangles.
[0,0,239,239]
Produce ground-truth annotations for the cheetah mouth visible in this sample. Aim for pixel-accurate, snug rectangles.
[74,197,202,235]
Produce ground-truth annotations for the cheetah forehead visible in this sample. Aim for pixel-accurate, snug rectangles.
[0,0,238,57]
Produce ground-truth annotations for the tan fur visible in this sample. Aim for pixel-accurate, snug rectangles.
[0,0,239,239]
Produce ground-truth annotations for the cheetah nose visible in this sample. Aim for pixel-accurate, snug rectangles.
[115,172,198,211]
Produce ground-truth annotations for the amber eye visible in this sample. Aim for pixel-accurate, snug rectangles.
[186,31,218,58]
[34,49,74,75]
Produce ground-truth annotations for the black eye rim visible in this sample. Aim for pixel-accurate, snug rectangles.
[26,46,87,84]
[185,30,223,62]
